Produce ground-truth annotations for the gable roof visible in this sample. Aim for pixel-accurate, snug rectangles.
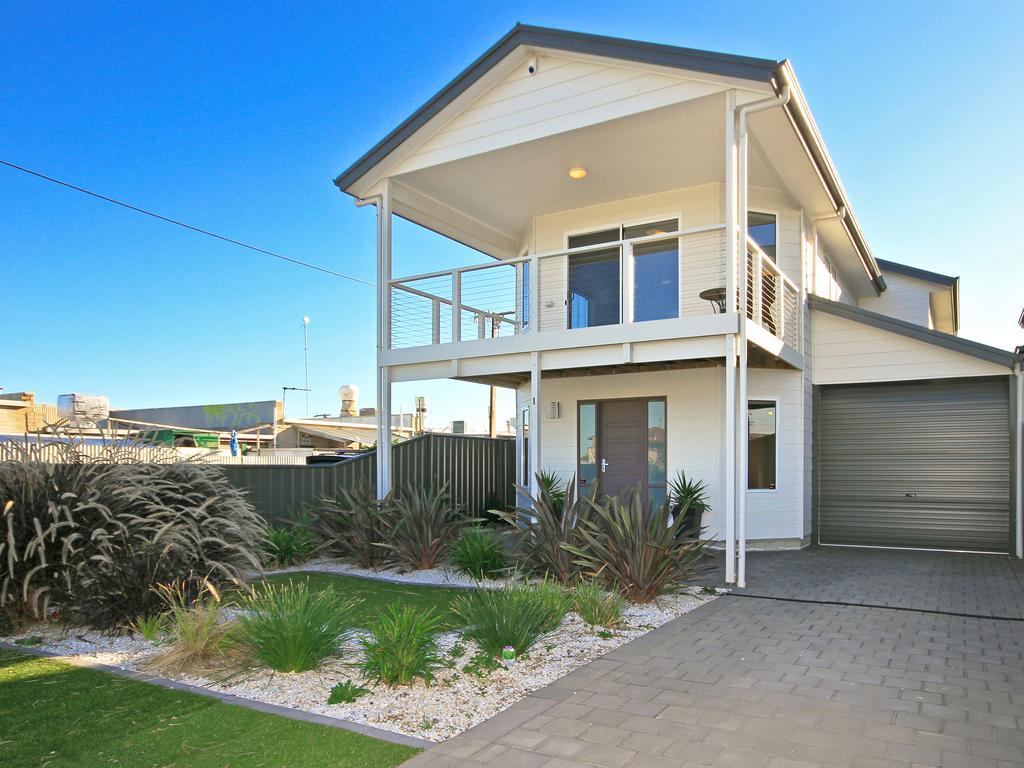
[333,24,781,193]
[809,295,1012,368]
[876,258,957,287]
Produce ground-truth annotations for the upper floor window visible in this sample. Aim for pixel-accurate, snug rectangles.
[748,212,777,261]
[566,219,679,328]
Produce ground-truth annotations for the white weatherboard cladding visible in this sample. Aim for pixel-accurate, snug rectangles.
[398,55,733,174]
[858,272,937,329]
[515,367,805,544]
[811,311,1009,385]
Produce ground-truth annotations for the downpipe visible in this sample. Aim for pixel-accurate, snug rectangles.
[736,86,790,589]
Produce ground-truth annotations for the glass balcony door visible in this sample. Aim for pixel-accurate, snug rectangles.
[568,248,620,329]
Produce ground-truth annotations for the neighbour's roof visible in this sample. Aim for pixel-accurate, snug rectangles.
[876,259,957,287]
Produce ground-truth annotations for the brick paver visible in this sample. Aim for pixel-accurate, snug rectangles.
[402,550,1024,768]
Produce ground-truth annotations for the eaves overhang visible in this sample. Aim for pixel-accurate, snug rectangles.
[809,295,1014,369]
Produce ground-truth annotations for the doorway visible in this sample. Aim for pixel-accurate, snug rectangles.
[578,397,667,505]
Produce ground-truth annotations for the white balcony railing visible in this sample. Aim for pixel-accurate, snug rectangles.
[387,225,799,353]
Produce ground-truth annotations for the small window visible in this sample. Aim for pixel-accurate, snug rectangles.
[622,219,678,239]
[748,212,777,261]
[647,400,667,508]
[567,228,619,249]
[578,403,597,492]
[748,401,777,490]
[520,406,530,485]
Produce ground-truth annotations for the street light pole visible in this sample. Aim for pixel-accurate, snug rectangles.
[302,316,311,416]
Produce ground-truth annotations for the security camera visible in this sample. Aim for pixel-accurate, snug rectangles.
[527,57,538,75]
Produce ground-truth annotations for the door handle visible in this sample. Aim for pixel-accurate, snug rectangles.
[601,459,608,473]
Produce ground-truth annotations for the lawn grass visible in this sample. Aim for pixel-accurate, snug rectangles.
[0,649,419,768]
[258,572,467,630]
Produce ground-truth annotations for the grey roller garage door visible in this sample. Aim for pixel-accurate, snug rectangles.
[816,377,1011,552]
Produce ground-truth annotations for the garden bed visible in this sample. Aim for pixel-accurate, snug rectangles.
[2,566,715,743]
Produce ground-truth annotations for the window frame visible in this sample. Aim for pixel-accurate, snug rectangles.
[746,397,779,493]
[563,212,683,327]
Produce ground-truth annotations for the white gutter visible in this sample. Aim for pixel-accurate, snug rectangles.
[736,85,791,589]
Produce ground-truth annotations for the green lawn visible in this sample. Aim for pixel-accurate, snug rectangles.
[0,649,419,768]
[258,572,468,629]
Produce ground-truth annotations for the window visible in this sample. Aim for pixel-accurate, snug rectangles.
[520,406,530,484]
[748,211,777,261]
[578,402,597,493]
[748,400,777,490]
[647,400,668,508]
[567,218,680,326]
[521,260,530,329]
[633,239,679,322]
[568,249,620,328]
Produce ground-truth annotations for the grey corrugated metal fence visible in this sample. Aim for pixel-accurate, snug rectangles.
[220,433,515,524]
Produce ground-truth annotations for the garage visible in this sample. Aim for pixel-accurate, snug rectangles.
[816,377,1013,552]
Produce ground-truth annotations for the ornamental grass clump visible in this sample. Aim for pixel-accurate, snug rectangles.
[494,474,591,584]
[235,582,360,673]
[449,528,507,580]
[263,521,316,567]
[378,485,463,571]
[572,582,626,629]
[310,485,393,569]
[146,581,235,675]
[0,433,266,632]
[359,605,444,687]
[567,490,711,603]
[452,579,569,657]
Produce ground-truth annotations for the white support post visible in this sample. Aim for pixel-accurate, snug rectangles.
[622,241,634,324]
[723,90,738,585]
[528,255,539,334]
[376,181,393,498]
[738,108,750,590]
[431,298,441,345]
[452,270,462,343]
[529,352,542,498]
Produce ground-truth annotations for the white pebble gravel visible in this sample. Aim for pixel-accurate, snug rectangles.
[3,566,715,743]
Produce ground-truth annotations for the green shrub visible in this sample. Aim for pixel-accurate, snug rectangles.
[236,583,360,673]
[133,613,167,643]
[537,470,567,511]
[359,605,443,687]
[327,680,369,704]
[449,528,507,580]
[147,581,235,675]
[572,583,626,628]
[567,491,711,603]
[378,485,462,571]
[310,485,393,569]
[452,580,569,657]
[462,649,500,678]
[668,471,711,538]
[0,435,266,631]
[494,475,591,583]
[263,522,316,567]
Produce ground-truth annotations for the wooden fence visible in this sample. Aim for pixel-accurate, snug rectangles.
[219,433,516,524]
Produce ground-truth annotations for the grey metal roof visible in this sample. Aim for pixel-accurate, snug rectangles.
[333,24,781,193]
[809,295,1014,368]
[876,258,957,286]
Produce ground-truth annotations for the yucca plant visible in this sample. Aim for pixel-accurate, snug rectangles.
[263,521,316,567]
[378,485,462,571]
[537,470,567,511]
[572,582,626,628]
[452,580,569,657]
[668,471,710,538]
[493,475,591,583]
[359,605,444,687]
[235,582,361,673]
[449,527,507,580]
[310,485,393,568]
[567,490,711,603]
[146,581,235,675]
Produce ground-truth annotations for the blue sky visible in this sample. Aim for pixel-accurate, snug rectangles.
[3,1,1022,428]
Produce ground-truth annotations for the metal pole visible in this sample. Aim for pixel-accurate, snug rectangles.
[302,317,310,416]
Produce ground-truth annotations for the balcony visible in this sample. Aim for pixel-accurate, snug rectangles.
[386,226,799,362]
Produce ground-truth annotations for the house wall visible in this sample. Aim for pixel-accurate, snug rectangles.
[516,366,806,545]
[811,310,1009,385]
[858,272,936,328]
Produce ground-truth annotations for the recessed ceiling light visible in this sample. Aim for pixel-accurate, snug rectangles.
[568,166,587,180]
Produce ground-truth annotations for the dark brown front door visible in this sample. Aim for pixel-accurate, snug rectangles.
[597,399,647,498]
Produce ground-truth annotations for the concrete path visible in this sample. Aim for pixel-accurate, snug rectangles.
[403,550,1024,768]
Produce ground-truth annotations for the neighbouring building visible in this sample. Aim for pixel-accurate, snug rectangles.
[334,25,1022,584]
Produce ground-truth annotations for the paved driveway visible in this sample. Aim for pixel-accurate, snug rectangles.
[403,549,1024,768]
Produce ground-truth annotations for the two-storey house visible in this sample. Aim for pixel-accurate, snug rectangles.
[334,25,1021,585]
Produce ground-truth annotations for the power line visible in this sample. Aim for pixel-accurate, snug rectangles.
[0,158,375,287]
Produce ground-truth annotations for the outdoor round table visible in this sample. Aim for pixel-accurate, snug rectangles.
[698,287,727,314]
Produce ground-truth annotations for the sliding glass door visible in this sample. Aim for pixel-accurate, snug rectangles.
[568,248,620,328]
